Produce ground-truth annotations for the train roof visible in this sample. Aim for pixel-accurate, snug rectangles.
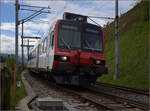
[29,20,57,53]
[29,17,103,54]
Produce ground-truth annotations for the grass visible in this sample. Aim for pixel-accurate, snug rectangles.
[10,69,27,110]
[4,58,27,110]
[97,1,149,89]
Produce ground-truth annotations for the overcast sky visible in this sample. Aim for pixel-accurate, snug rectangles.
[0,0,140,57]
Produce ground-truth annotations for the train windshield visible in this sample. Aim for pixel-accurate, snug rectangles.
[82,28,103,52]
[58,24,81,49]
[58,23,103,53]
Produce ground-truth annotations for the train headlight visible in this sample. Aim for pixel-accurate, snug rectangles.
[96,60,101,64]
[61,56,67,61]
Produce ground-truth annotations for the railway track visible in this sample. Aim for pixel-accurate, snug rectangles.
[87,82,149,110]
[28,71,149,110]
[89,87,148,110]
[96,82,149,96]
[56,84,148,111]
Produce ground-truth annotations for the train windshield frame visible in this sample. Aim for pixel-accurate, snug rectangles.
[82,27,103,53]
[58,21,104,53]
[58,24,81,49]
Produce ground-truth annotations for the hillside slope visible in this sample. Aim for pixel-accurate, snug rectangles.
[98,1,149,89]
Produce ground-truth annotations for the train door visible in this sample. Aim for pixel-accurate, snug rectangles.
[38,43,42,69]
[36,45,39,70]
[46,36,50,70]
[45,37,49,70]
[43,38,47,69]
[47,31,55,71]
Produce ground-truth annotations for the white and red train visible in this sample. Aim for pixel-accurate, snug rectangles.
[27,12,108,86]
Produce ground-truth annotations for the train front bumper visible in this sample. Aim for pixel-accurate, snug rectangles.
[53,62,108,75]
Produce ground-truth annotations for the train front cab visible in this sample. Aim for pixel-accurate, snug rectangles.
[51,20,108,86]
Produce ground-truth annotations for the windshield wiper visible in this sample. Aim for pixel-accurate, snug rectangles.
[84,40,102,52]
[85,40,90,48]
[84,47,102,52]
[84,40,95,52]
[61,37,70,49]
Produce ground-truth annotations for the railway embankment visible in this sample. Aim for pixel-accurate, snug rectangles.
[98,1,149,89]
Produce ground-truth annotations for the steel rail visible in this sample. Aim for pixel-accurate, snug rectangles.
[93,90,149,110]
[54,84,149,110]
[95,82,149,96]
[50,84,124,110]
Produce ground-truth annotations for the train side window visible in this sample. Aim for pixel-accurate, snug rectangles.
[49,31,52,47]
[43,40,44,53]
[49,36,51,48]
[35,50,36,58]
[37,45,39,56]
[44,38,47,52]
[44,39,46,52]
[32,52,33,59]
[28,54,30,60]
[33,51,34,58]
[33,50,35,58]
[51,31,54,48]
[36,48,38,57]
[34,50,35,58]
[39,45,40,55]
[30,53,31,60]
[43,39,45,53]
[39,44,41,55]
[41,43,43,54]
[35,49,36,57]
[40,44,42,54]
[32,51,34,59]
[42,42,44,53]
[46,38,48,51]
[52,35,54,48]
[40,43,42,55]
